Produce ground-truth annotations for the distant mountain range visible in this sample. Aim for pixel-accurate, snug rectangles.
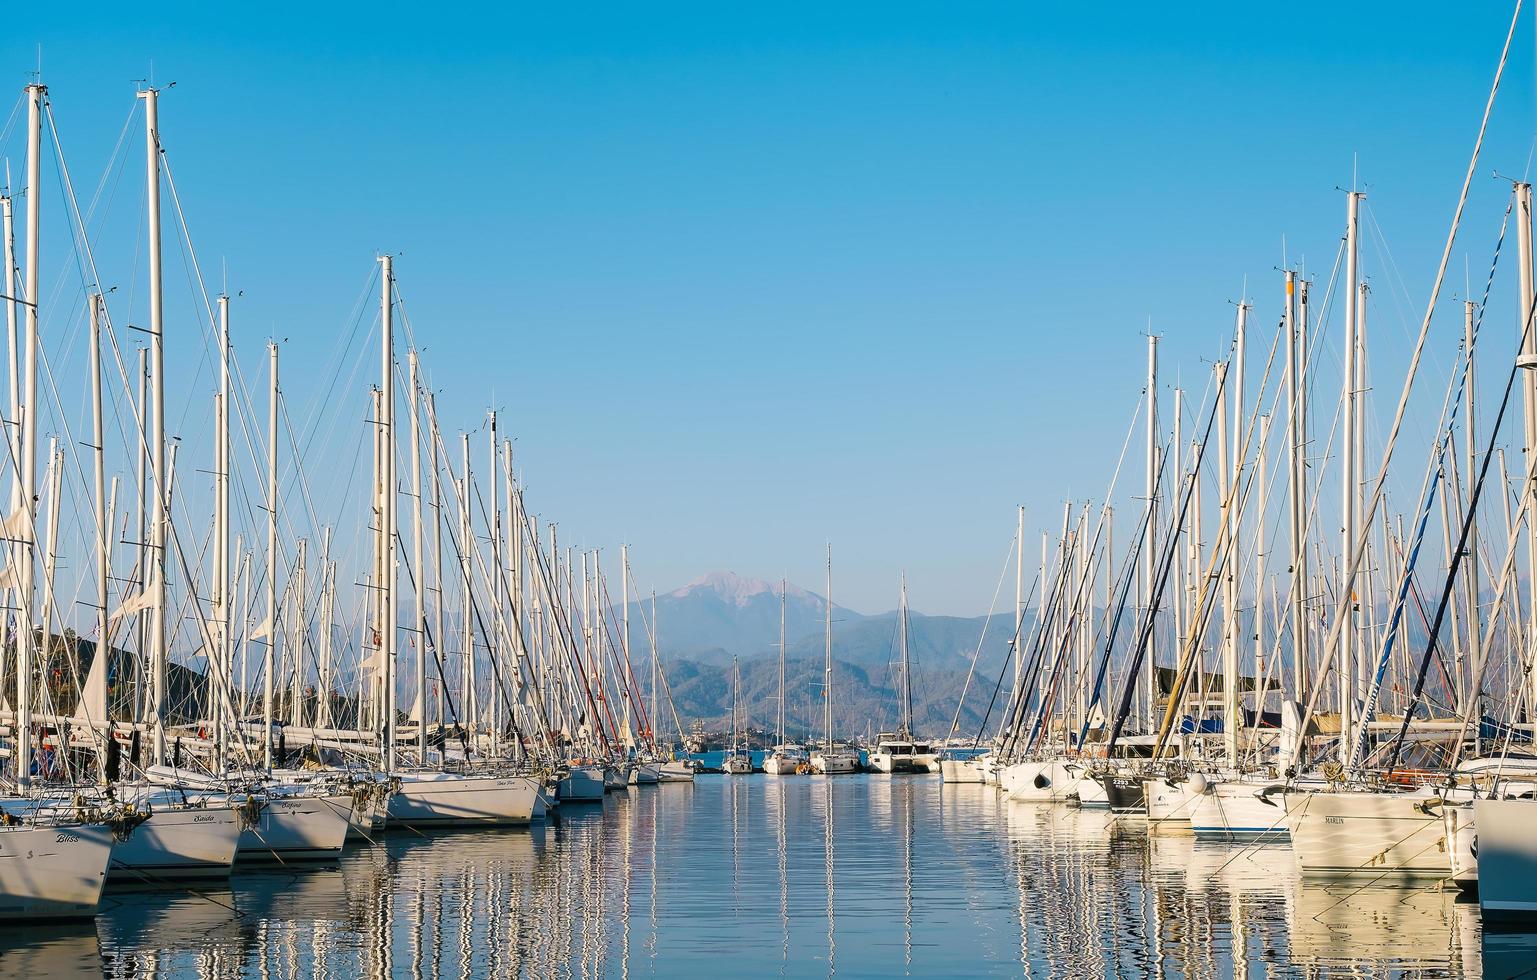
[628,571,1022,739]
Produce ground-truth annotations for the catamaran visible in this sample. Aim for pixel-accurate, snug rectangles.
[868,578,938,774]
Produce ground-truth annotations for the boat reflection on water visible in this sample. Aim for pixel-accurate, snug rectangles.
[74,779,1495,978]
[0,924,101,980]
[1287,879,1478,975]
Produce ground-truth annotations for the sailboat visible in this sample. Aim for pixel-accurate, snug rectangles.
[810,547,858,775]
[764,579,809,775]
[721,659,753,774]
[868,577,937,774]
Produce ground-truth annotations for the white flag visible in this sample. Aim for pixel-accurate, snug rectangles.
[108,576,159,623]
[0,504,32,543]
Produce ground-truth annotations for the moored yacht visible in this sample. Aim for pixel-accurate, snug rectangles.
[868,733,938,774]
[1473,798,1537,923]
[764,744,810,775]
[1187,774,1293,840]
[1284,786,1451,877]
[810,747,859,775]
[1001,759,1081,802]
[557,763,607,802]
[811,547,859,776]
[868,582,938,775]
[387,770,541,826]
[656,759,697,782]
[0,819,116,921]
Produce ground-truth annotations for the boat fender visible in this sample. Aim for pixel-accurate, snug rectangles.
[1187,772,1208,794]
[1033,772,1050,790]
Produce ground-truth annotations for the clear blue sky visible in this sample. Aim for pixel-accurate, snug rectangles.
[4,1,1533,617]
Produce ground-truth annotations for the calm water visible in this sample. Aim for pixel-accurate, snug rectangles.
[2,776,1530,978]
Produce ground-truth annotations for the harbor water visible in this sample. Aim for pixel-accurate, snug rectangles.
[3,776,1523,978]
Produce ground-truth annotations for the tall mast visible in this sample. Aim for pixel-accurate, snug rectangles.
[487,410,501,752]
[1142,334,1159,730]
[79,294,111,740]
[1462,300,1479,715]
[1253,413,1270,722]
[429,395,446,734]
[650,591,659,749]
[264,342,278,769]
[460,434,474,728]
[1014,505,1024,695]
[1517,182,1537,721]
[214,294,231,769]
[318,528,333,728]
[1339,190,1363,758]
[14,83,42,788]
[1172,386,1187,688]
[380,255,397,774]
[900,573,912,736]
[824,544,834,752]
[622,542,630,747]
[409,351,426,759]
[1284,270,1306,710]
[1221,303,1246,764]
[138,84,170,768]
[779,577,786,747]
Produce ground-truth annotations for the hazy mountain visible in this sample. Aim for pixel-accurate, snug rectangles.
[632,571,1025,739]
[638,571,866,665]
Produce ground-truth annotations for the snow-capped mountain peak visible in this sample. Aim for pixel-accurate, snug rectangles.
[669,571,815,607]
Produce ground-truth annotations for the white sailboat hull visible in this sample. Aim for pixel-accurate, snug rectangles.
[387,773,539,826]
[810,751,858,775]
[0,823,113,921]
[656,761,695,783]
[939,758,989,783]
[557,766,607,802]
[1474,799,1537,922]
[109,804,241,881]
[1001,760,1080,802]
[1144,777,1203,826]
[1074,773,1108,807]
[1189,780,1290,840]
[1284,789,1450,877]
[236,794,351,862]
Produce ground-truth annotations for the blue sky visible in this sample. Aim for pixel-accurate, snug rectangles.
[4,2,1534,617]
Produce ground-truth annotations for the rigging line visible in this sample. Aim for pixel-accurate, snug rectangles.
[155,152,315,586]
[1293,0,1524,770]
[1355,196,1513,765]
[1388,277,1537,769]
[943,529,1015,745]
[1078,484,1161,751]
[0,89,25,148]
[1295,187,1514,763]
[293,266,380,471]
[1108,362,1228,753]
